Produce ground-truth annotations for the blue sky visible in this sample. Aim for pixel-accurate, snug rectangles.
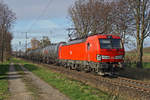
[4,0,75,51]
[3,0,150,51]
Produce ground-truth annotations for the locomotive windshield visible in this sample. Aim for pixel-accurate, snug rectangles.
[99,39,122,49]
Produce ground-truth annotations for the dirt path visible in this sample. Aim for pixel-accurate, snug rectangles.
[8,63,33,100]
[20,65,70,100]
[7,63,70,100]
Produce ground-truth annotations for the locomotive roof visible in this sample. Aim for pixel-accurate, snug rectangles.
[63,34,120,46]
[63,38,86,46]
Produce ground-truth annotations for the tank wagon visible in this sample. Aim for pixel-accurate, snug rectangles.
[27,34,125,75]
[42,43,65,63]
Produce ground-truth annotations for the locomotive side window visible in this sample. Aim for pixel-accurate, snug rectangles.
[100,39,111,49]
[87,43,90,50]
[99,39,122,49]
[112,39,122,49]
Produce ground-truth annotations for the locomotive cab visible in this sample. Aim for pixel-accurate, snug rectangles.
[86,34,125,75]
[97,35,124,75]
[98,35,124,62]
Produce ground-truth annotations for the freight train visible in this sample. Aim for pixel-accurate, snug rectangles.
[25,34,125,75]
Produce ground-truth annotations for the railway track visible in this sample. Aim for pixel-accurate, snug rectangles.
[41,63,150,99]
[117,77,150,89]
[101,76,150,93]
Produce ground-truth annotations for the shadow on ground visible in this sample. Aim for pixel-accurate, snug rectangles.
[0,64,35,81]
[0,64,9,80]
[119,66,150,81]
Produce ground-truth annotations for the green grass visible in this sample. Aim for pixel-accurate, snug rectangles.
[124,61,150,69]
[143,52,150,56]
[143,62,150,68]
[125,51,150,68]
[0,61,10,100]
[11,58,27,64]
[11,58,120,100]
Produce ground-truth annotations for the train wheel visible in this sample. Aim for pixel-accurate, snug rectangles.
[84,65,91,73]
[69,63,73,70]
[76,64,81,71]
[64,63,67,68]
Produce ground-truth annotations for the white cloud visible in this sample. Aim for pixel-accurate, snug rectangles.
[4,0,75,20]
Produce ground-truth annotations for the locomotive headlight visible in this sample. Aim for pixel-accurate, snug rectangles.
[115,55,123,59]
[102,55,110,59]
[97,55,102,61]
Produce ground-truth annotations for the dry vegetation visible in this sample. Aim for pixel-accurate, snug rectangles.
[125,47,150,63]
[0,1,16,62]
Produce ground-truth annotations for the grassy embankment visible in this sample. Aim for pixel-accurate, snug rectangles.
[121,47,150,81]
[125,47,150,68]
[0,61,10,100]
[11,58,121,100]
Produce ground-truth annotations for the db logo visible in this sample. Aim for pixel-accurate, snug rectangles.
[70,51,72,55]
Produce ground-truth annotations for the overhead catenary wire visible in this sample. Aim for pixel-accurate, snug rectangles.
[12,0,53,41]
[27,0,53,33]
[13,0,53,51]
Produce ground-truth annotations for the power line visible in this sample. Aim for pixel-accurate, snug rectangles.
[13,0,53,52]
[13,30,53,33]
[27,0,53,33]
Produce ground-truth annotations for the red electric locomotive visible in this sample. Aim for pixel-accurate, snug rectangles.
[58,34,125,75]
[26,34,125,75]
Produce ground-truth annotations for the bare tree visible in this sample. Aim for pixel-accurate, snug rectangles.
[69,0,132,41]
[4,32,13,60]
[0,1,16,62]
[110,0,134,44]
[31,38,40,50]
[69,0,115,39]
[127,0,150,68]
[40,36,51,48]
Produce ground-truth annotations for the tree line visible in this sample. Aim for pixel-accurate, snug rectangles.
[69,0,150,68]
[30,36,51,50]
[0,1,16,62]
